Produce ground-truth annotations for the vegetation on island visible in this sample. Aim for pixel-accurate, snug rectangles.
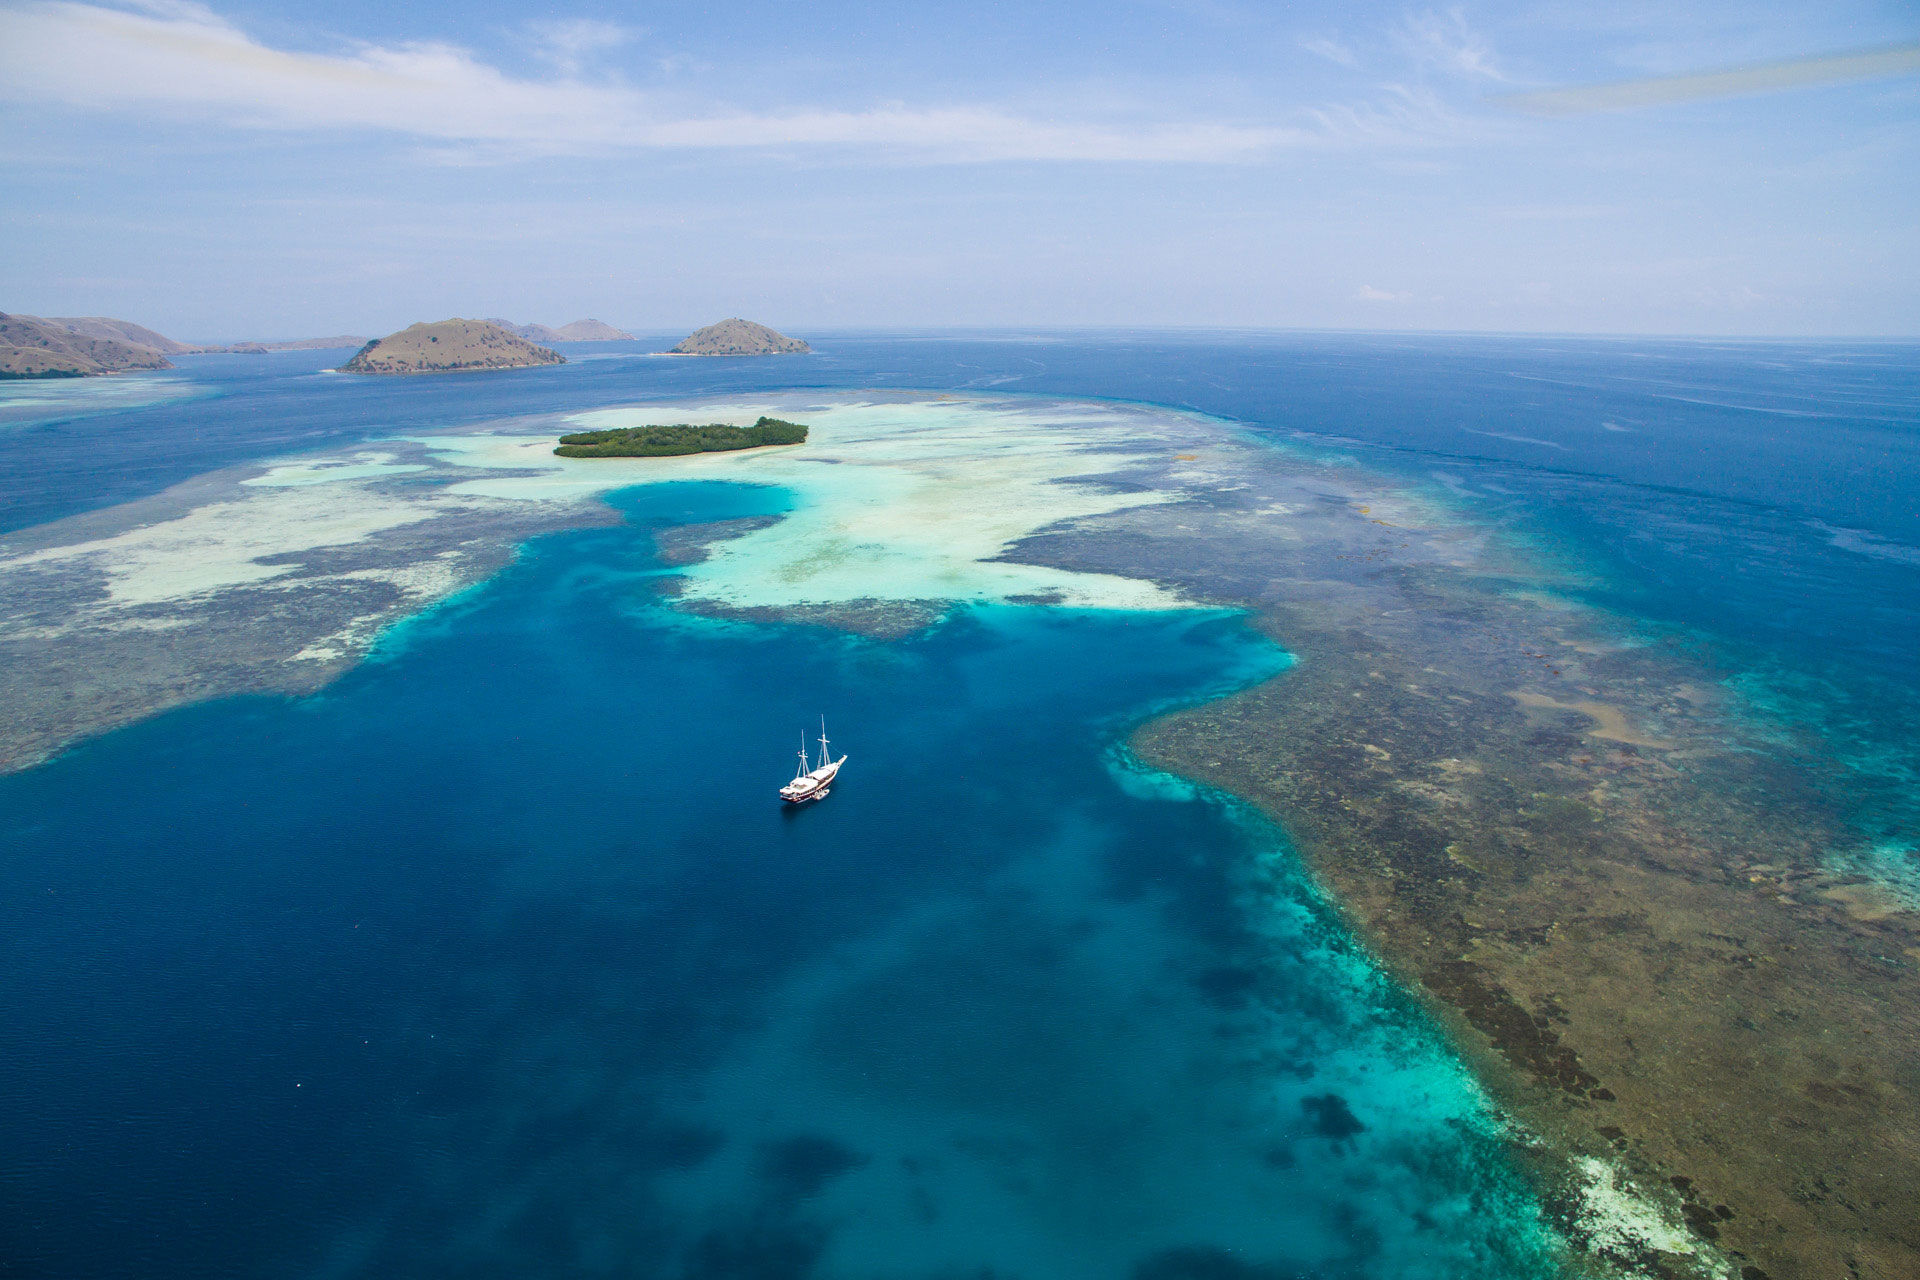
[554,416,809,457]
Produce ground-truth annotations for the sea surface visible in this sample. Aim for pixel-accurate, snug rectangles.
[2,333,1916,1277]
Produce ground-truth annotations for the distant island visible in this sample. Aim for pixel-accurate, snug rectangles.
[670,318,810,356]
[341,320,565,375]
[0,312,176,378]
[0,311,390,374]
[212,336,370,354]
[554,417,809,457]
[486,318,635,343]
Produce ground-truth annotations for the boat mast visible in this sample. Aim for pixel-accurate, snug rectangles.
[818,716,830,769]
[795,733,810,780]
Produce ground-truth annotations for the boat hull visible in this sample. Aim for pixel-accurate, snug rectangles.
[778,756,846,804]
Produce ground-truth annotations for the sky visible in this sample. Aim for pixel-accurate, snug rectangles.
[1,0,1916,340]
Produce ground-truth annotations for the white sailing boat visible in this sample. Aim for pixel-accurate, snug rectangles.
[779,717,846,805]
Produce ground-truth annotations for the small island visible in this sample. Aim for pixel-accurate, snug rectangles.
[669,318,810,356]
[341,319,565,375]
[485,318,636,343]
[551,319,634,341]
[554,416,808,457]
[213,335,370,354]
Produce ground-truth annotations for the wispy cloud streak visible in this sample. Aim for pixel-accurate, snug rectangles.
[0,0,1325,162]
[525,18,639,77]
[1300,36,1358,69]
[1500,42,1920,115]
[1392,8,1507,82]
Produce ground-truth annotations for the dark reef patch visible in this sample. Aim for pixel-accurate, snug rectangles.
[680,1219,828,1280]
[1131,1245,1308,1280]
[1193,964,1260,1008]
[1423,960,1600,1098]
[643,1122,728,1172]
[757,1135,869,1201]
[1299,1093,1366,1145]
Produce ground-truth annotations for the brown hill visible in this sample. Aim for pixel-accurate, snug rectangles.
[42,316,196,355]
[340,319,566,375]
[485,318,565,343]
[485,318,636,343]
[0,313,175,378]
[669,318,809,356]
[554,319,634,341]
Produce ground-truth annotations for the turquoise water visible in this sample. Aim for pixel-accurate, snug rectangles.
[1,482,1551,1278]
[4,333,1917,1275]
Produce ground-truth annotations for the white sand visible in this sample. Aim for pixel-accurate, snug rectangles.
[1570,1156,1710,1267]
[11,483,449,606]
[242,451,428,487]
[420,396,1199,614]
[0,395,1215,667]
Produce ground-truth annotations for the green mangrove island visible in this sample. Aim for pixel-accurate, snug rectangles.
[554,416,809,458]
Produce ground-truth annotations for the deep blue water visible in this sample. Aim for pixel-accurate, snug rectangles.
[3,482,1546,1278]
[3,333,1918,1275]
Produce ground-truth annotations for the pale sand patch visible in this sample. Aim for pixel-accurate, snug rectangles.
[1510,692,1676,749]
[10,483,452,606]
[283,556,463,663]
[1821,882,1907,922]
[418,397,1200,614]
[1824,841,1920,914]
[1569,1157,1712,1269]
[243,452,428,487]
[0,371,208,425]
[1507,590,1581,613]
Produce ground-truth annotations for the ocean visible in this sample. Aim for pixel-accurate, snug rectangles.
[1,333,1915,1277]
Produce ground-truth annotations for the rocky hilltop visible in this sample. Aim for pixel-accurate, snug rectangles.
[42,316,196,355]
[0,313,176,378]
[553,319,633,341]
[670,318,809,356]
[340,320,565,375]
[486,318,636,343]
[486,318,564,343]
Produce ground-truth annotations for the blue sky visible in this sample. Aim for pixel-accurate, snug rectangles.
[1,0,1916,339]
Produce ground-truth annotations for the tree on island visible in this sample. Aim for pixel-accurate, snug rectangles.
[554,417,808,457]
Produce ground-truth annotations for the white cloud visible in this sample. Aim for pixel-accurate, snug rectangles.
[526,18,639,77]
[1356,284,1410,301]
[1392,7,1507,82]
[0,0,1326,163]
[1305,83,1495,149]
[1301,36,1358,69]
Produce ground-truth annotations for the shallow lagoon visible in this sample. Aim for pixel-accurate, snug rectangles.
[0,481,1552,1278]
